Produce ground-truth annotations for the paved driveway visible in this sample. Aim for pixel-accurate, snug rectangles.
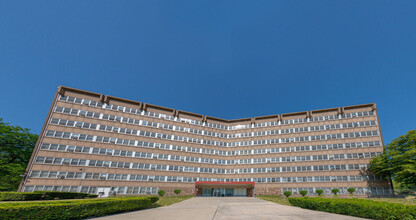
[92,197,365,220]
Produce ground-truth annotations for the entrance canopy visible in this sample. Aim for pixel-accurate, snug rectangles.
[194,181,255,197]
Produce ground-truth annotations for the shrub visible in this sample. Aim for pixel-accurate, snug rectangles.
[288,197,416,220]
[85,194,99,198]
[315,189,324,196]
[283,191,292,198]
[0,192,43,201]
[174,189,181,196]
[331,189,339,197]
[347,188,355,197]
[0,196,158,220]
[158,190,165,197]
[149,196,159,203]
[299,190,308,197]
[34,191,90,200]
[0,191,98,201]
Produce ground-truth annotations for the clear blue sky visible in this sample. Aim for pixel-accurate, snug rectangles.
[0,1,415,144]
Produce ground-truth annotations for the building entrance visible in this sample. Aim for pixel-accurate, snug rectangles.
[202,188,241,197]
[213,188,223,197]
[195,181,254,197]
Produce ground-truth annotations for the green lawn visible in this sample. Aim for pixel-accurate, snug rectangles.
[366,197,416,206]
[257,195,292,206]
[257,195,416,206]
[96,195,193,208]
[154,196,193,207]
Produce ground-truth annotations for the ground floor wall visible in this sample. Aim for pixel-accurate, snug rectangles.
[157,185,194,196]
[255,186,281,195]
[22,178,391,197]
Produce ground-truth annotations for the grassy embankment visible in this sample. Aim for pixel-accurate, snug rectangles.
[155,195,193,207]
[257,195,416,206]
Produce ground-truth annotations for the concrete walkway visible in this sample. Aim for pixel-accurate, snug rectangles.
[92,197,365,220]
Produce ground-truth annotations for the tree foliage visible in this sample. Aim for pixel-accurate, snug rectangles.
[299,190,308,197]
[0,118,38,191]
[173,189,181,195]
[331,188,339,196]
[315,189,324,196]
[347,187,355,197]
[158,190,165,197]
[368,152,391,179]
[369,129,416,191]
[283,191,292,198]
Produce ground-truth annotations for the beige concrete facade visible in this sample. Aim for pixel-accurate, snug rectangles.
[20,86,390,197]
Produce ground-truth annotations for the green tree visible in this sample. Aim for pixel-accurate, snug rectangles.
[283,191,292,198]
[158,190,165,197]
[315,189,324,196]
[174,189,181,196]
[369,129,416,192]
[299,190,308,197]
[347,188,355,197]
[369,153,392,180]
[331,188,339,197]
[0,118,38,191]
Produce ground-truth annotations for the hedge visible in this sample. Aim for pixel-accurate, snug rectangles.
[289,197,416,220]
[34,191,98,200]
[0,192,43,201]
[0,196,159,220]
[0,191,98,201]
[149,196,159,203]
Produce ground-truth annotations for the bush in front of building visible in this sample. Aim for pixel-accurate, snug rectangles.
[283,191,292,198]
[347,188,355,197]
[85,194,99,198]
[0,196,157,220]
[288,197,416,220]
[331,189,339,197]
[315,189,324,196]
[0,192,44,201]
[174,189,181,196]
[0,191,98,201]
[149,196,159,203]
[158,190,165,197]
[34,191,97,200]
[299,190,308,197]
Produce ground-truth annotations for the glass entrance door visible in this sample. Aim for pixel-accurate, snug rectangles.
[202,188,212,196]
[212,188,225,197]
[225,188,234,196]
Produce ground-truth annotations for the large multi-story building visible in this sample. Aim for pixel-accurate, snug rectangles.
[20,86,391,197]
